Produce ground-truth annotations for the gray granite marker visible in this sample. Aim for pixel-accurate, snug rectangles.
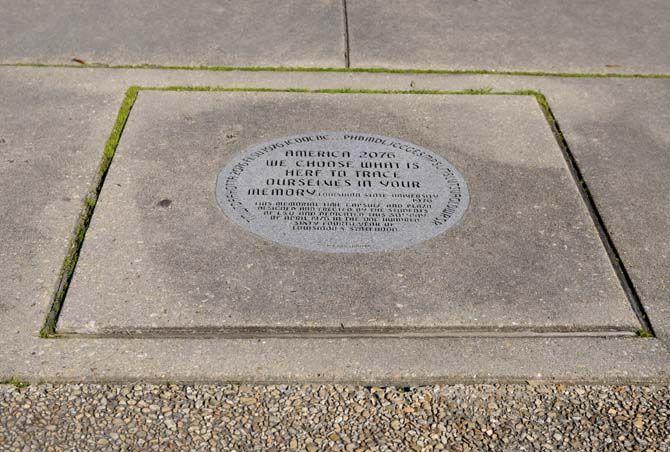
[216,132,468,252]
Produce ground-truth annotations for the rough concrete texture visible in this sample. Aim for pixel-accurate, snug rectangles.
[0,0,345,67]
[348,0,670,74]
[57,91,637,335]
[0,67,669,383]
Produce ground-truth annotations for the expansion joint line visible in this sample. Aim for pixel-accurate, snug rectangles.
[533,93,655,337]
[39,86,140,337]
[342,0,351,68]
[3,62,670,78]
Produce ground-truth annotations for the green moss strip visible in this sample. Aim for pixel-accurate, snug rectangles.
[39,87,139,337]
[2,62,670,79]
[1,378,30,388]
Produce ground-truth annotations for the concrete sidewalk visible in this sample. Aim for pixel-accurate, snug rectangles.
[1,0,669,448]
[2,0,669,73]
[2,67,669,383]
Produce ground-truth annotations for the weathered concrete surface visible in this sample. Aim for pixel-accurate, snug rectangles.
[57,91,636,335]
[0,70,123,337]
[3,335,670,384]
[0,0,345,67]
[544,79,670,343]
[347,0,670,74]
[0,67,669,383]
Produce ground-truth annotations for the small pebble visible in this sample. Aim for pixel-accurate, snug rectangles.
[0,383,668,449]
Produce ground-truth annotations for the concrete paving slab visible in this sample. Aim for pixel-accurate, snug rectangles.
[57,90,637,335]
[0,0,345,67]
[0,70,124,335]
[347,0,670,74]
[542,79,670,343]
[0,67,668,383]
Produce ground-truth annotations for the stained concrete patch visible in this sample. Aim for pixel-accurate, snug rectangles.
[56,90,638,335]
[0,0,345,67]
[347,0,670,74]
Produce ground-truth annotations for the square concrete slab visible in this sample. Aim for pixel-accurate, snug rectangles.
[347,0,670,74]
[57,90,639,336]
[0,0,345,67]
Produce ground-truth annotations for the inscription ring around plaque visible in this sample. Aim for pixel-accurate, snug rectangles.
[216,132,469,253]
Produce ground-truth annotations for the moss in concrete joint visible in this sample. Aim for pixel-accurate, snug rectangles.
[39,86,139,338]
[2,378,30,388]
[3,62,670,79]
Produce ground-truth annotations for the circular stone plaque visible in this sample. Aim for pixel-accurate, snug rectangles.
[216,132,469,253]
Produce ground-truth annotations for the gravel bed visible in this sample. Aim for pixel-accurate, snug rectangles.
[1,384,668,450]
